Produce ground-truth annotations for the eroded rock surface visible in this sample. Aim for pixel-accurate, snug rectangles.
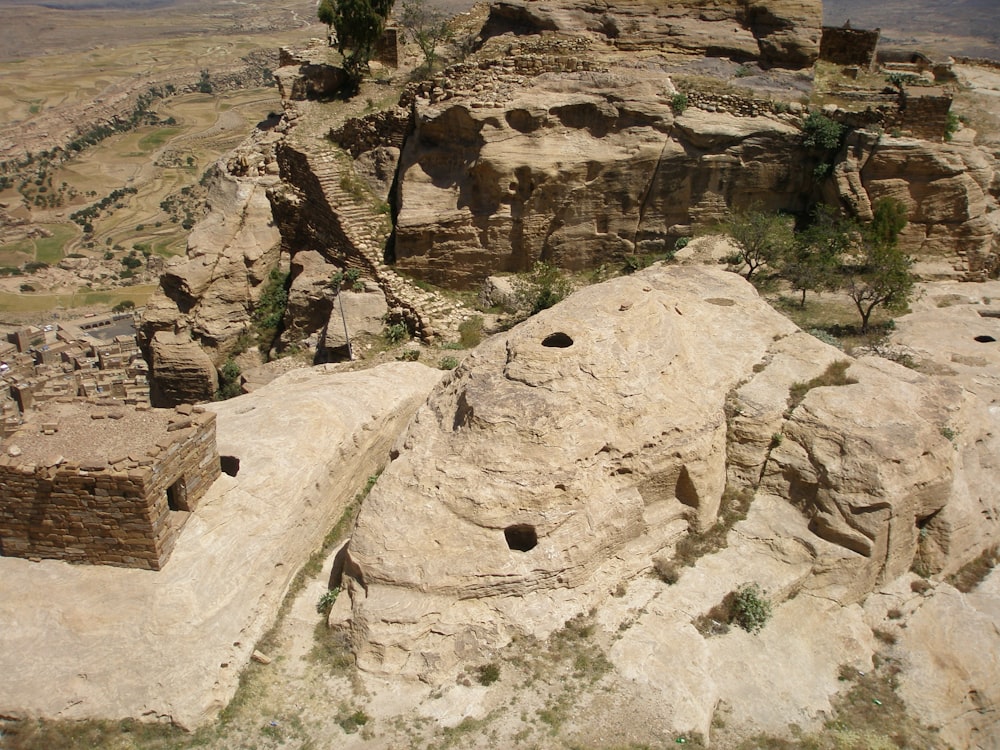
[139,150,282,405]
[480,0,822,68]
[344,265,1000,686]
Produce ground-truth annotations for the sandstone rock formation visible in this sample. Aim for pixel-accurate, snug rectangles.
[343,265,1000,686]
[479,0,822,69]
[0,362,442,729]
[139,153,283,404]
[394,65,1000,288]
[395,76,810,288]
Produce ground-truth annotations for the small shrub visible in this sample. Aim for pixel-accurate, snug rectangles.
[802,112,845,150]
[439,355,459,370]
[674,235,691,251]
[112,300,135,313]
[398,348,420,362]
[653,557,680,585]
[458,315,484,348]
[947,545,1000,593]
[671,92,688,114]
[512,262,572,316]
[337,708,369,734]
[940,426,957,442]
[317,587,340,614]
[731,583,771,634]
[476,663,500,686]
[384,322,409,345]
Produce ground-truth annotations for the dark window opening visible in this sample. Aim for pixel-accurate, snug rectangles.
[542,332,573,348]
[505,524,538,552]
[974,335,996,343]
[220,455,241,477]
[167,477,190,512]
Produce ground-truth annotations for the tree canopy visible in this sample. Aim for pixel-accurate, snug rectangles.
[723,208,796,281]
[327,0,396,92]
[400,0,451,71]
[845,198,915,332]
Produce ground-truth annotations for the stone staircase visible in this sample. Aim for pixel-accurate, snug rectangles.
[306,141,474,343]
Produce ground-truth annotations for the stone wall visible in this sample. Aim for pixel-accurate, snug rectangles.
[900,90,954,141]
[820,26,880,70]
[330,107,413,159]
[0,408,219,570]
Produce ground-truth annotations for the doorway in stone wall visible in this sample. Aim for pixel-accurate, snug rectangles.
[166,477,190,512]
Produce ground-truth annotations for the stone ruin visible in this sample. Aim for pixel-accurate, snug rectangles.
[0,401,220,570]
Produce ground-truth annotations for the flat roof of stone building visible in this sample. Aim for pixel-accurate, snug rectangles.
[2,401,179,466]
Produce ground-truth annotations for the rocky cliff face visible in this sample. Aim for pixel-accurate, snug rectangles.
[395,79,811,287]
[139,142,283,405]
[480,0,822,68]
[343,266,1000,689]
[394,63,1000,289]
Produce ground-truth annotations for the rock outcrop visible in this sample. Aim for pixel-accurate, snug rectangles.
[343,265,1000,682]
[139,150,283,404]
[395,77,811,288]
[479,0,822,69]
[395,68,1000,288]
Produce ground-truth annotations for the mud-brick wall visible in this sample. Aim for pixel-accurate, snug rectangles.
[820,27,880,70]
[0,410,220,571]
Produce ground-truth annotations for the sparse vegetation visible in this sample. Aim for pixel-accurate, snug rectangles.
[673,485,754,567]
[802,112,846,150]
[731,583,772,634]
[251,268,289,354]
[787,360,857,412]
[947,545,1000,592]
[456,315,483,348]
[512,261,573,316]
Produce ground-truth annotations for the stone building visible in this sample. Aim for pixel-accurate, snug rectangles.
[0,401,220,570]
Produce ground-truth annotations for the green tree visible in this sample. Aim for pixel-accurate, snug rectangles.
[846,198,915,333]
[802,112,845,150]
[317,0,336,45]
[781,205,853,307]
[723,208,795,282]
[331,0,396,91]
[400,0,451,71]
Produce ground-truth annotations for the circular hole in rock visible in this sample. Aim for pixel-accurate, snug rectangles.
[504,524,538,552]
[542,332,573,348]
[220,455,241,477]
[974,335,996,343]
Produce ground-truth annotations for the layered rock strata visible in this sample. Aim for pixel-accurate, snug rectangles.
[343,265,1000,680]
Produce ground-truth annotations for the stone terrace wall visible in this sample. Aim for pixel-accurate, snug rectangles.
[900,90,954,141]
[0,408,219,570]
[820,27,880,70]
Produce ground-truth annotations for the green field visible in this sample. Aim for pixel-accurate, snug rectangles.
[0,284,156,313]
[0,224,79,266]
